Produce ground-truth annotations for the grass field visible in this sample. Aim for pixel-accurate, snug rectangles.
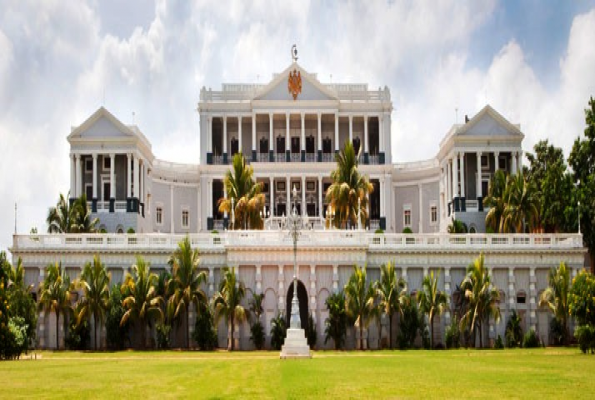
[1,348,594,399]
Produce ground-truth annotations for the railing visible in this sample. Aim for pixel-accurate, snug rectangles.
[93,200,127,213]
[465,199,478,211]
[257,153,269,162]
[290,153,301,162]
[322,153,334,162]
[305,153,316,162]
[13,233,584,252]
[274,154,286,162]
[212,155,224,165]
[369,155,379,165]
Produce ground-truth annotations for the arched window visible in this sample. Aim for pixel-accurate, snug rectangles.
[516,290,527,304]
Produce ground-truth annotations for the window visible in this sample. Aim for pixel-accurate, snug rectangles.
[156,207,163,225]
[517,291,526,304]
[498,156,508,171]
[403,204,412,227]
[430,204,438,224]
[85,158,93,173]
[481,155,489,170]
[103,156,111,170]
[182,210,189,228]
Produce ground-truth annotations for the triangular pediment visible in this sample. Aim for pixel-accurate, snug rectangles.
[68,107,134,140]
[457,105,523,138]
[254,63,338,101]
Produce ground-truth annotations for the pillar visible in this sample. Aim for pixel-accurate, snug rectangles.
[300,112,305,162]
[332,265,339,293]
[223,189,228,229]
[494,151,500,171]
[126,154,132,199]
[446,160,451,213]
[529,267,536,331]
[452,154,459,212]
[251,113,256,162]
[301,176,306,217]
[518,151,523,172]
[207,178,213,230]
[269,113,274,162]
[512,151,518,174]
[348,114,353,144]
[459,152,465,211]
[270,176,275,217]
[286,112,291,162]
[223,115,228,164]
[92,154,98,212]
[418,183,423,233]
[70,154,76,200]
[318,175,323,218]
[379,114,385,164]
[110,153,116,213]
[238,115,243,155]
[286,176,291,215]
[75,154,82,198]
[206,116,213,165]
[379,177,385,230]
[278,265,285,310]
[364,114,369,164]
[317,112,322,162]
[476,151,483,211]
[170,184,174,233]
[334,113,339,152]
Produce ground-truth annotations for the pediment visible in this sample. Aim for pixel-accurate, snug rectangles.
[457,105,523,138]
[254,63,338,102]
[68,107,134,140]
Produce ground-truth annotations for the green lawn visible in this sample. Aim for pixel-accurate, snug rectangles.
[1,348,593,399]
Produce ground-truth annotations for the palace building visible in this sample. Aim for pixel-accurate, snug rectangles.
[11,57,586,350]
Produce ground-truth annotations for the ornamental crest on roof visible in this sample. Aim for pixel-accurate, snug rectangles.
[288,69,302,101]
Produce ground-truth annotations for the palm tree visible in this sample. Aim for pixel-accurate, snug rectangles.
[38,262,73,349]
[120,256,164,349]
[249,292,264,323]
[484,170,507,232]
[326,141,373,229]
[213,267,247,351]
[418,271,449,349]
[344,265,376,350]
[539,262,571,344]
[77,254,111,350]
[374,262,405,349]
[249,293,265,350]
[502,173,540,233]
[218,153,265,230]
[324,291,348,350]
[447,218,468,234]
[460,253,501,348]
[168,237,207,348]
[47,193,98,233]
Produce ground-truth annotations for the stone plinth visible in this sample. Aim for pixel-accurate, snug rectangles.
[280,328,311,359]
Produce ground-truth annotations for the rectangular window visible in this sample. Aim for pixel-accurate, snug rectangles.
[403,204,411,227]
[182,210,189,228]
[85,158,93,173]
[499,156,507,171]
[156,207,163,225]
[103,156,111,170]
[481,155,489,170]
[430,204,438,224]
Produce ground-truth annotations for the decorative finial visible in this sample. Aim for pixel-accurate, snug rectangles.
[291,44,298,63]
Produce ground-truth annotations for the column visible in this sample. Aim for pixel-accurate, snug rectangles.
[334,113,339,152]
[300,112,305,162]
[310,265,317,324]
[452,154,459,212]
[317,112,322,162]
[278,265,285,311]
[379,114,385,164]
[223,189,228,228]
[418,183,423,234]
[444,268,452,325]
[251,113,256,162]
[512,151,518,174]
[238,116,243,154]
[459,152,465,212]
[269,113,274,162]
[518,151,523,172]
[133,155,139,199]
[207,178,213,229]
[91,154,98,212]
[75,154,82,198]
[364,114,369,164]
[379,177,385,230]
[301,176,306,217]
[318,176,323,218]
[446,160,451,209]
[348,114,353,144]
[110,153,116,212]
[170,184,174,233]
[269,176,275,217]
[332,265,339,293]
[223,115,228,164]
[207,116,213,165]
[286,112,290,162]
[286,176,291,215]
[494,151,499,171]
[477,152,483,211]
[70,154,76,200]
[126,154,132,199]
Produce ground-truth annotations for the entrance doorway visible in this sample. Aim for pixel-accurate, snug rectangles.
[286,280,309,332]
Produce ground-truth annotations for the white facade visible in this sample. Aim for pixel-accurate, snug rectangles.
[10,61,587,350]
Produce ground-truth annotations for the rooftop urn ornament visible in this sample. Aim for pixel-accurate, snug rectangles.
[288,45,302,101]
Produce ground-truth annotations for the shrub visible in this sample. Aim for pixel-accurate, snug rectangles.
[505,310,523,348]
[306,313,317,349]
[250,321,265,350]
[402,227,413,234]
[324,291,347,350]
[65,318,90,350]
[549,318,566,346]
[397,294,422,349]
[494,335,504,349]
[374,229,384,234]
[5,316,28,359]
[270,313,287,350]
[127,228,135,234]
[105,285,128,350]
[192,304,218,351]
[156,324,172,349]
[445,318,461,349]
[523,329,540,348]
[575,325,595,354]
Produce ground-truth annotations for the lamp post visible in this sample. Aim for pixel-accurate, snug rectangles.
[284,185,303,329]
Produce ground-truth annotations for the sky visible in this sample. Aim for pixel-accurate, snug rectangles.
[2,0,595,254]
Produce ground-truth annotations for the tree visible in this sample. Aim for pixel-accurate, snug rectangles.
[47,193,98,233]
[105,284,128,350]
[218,153,265,230]
[447,218,468,234]
[120,256,163,349]
[77,255,110,350]
[270,313,287,350]
[501,173,540,233]
[484,170,508,233]
[568,97,595,270]
[38,262,73,349]
[326,141,373,229]
[539,262,571,345]
[418,271,448,349]
[344,265,376,350]
[213,267,247,351]
[324,291,347,350]
[249,293,265,350]
[526,140,573,233]
[460,253,501,348]
[192,302,218,350]
[374,262,405,349]
[397,293,423,349]
[505,310,523,348]
[569,270,595,326]
[168,236,207,348]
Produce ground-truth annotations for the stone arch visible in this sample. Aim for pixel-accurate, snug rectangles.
[286,280,309,332]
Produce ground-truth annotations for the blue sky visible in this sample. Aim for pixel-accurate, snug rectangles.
[1,0,595,253]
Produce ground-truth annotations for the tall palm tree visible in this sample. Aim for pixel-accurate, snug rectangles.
[539,262,571,344]
[418,271,449,349]
[47,192,77,233]
[77,254,111,350]
[213,267,247,351]
[218,153,265,230]
[120,256,164,349]
[249,292,264,323]
[460,253,501,348]
[484,170,507,233]
[71,194,99,233]
[374,262,405,349]
[324,291,348,350]
[326,141,373,229]
[168,237,207,348]
[38,262,73,349]
[502,173,540,233]
[344,265,376,350]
